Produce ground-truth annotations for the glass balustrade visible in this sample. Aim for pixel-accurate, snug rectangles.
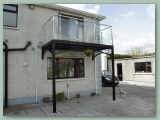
[42,14,112,45]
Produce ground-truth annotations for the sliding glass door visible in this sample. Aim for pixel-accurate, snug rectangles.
[60,16,84,41]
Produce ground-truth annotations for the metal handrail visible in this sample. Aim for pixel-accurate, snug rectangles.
[42,14,54,28]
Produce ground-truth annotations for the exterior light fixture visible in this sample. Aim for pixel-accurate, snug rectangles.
[23,61,28,67]
[4,39,9,43]
[29,4,35,10]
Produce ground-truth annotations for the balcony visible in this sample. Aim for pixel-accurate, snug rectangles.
[42,14,113,45]
[41,14,115,114]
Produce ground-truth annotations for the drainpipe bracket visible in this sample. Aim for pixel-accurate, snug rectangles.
[26,41,32,45]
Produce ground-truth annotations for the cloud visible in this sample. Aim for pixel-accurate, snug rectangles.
[149,24,155,29]
[134,37,147,47]
[119,11,135,17]
[113,18,117,22]
[149,33,155,44]
[88,5,100,14]
[57,4,100,14]
[121,41,133,47]
[116,36,155,53]
[147,4,155,19]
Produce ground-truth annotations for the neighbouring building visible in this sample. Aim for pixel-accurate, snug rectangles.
[108,56,155,85]
[3,4,114,108]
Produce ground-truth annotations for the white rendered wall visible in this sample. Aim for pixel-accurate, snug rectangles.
[3,4,100,101]
[108,56,155,83]
[101,54,107,70]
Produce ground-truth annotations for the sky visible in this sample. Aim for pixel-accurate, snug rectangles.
[57,4,155,54]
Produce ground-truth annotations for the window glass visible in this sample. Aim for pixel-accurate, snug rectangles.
[103,70,112,76]
[3,12,17,27]
[78,21,84,41]
[47,58,84,79]
[61,17,69,40]
[56,59,74,78]
[75,64,84,77]
[78,59,83,63]
[3,5,17,11]
[70,19,76,40]
[3,4,18,27]
[135,62,152,73]
[47,58,52,79]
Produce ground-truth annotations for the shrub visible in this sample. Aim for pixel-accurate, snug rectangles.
[107,54,132,59]
[84,49,93,54]
[107,52,155,59]
[56,92,65,100]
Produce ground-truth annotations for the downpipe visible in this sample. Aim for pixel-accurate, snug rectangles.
[3,42,8,108]
[35,45,38,103]
[95,57,97,94]
[32,43,42,104]
[3,41,32,51]
[3,41,31,108]
[94,15,98,95]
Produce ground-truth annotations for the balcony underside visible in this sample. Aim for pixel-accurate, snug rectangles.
[42,39,113,59]
[43,39,113,51]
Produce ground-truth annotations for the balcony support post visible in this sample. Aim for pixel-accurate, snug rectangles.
[52,41,56,113]
[111,46,115,101]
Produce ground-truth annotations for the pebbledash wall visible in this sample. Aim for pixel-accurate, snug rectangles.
[108,56,155,83]
[3,4,102,106]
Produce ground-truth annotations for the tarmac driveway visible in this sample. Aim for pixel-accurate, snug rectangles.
[3,84,155,116]
[93,84,155,116]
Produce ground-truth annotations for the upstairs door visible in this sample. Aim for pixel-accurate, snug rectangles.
[60,16,84,41]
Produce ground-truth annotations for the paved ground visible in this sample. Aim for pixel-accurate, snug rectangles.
[3,84,155,117]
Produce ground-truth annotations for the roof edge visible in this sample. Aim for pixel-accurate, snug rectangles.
[109,55,155,61]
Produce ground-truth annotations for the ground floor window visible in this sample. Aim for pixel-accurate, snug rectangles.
[134,62,152,73]
[47,58,84,79]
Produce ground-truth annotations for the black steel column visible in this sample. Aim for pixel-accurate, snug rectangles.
[52,41,56,113]
[111,46,115,101]
[3,42,8,108]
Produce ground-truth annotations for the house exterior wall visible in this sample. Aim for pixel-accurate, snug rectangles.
[101,54,107,70]
[108,56,155,83]
[3,4,102,105]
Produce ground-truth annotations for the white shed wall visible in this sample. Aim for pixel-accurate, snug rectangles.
[108,56,155,83]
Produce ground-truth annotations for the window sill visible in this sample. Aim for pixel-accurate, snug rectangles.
[134,73,154,75]
[46,77,87,82]
[3,26,19,30]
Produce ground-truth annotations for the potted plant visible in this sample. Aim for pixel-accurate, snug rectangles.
[56,92,65,101]
[77,94,80,98]
[84,49,93,56]
[91,92,96,96]
[43,96,50,103]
